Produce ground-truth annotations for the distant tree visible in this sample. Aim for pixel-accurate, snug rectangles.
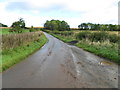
[0,23,8,27]
[78,23,89,30]
[10,18,25,33]
[78,23,119,31]
[44,19,70,31]
[11,18,25,28]
[29,26,35,32]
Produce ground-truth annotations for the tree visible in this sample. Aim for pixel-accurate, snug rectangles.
[29,26,35,32]
[11,18,25,28]
[44,19,70,31]
[78,23,119,31]
[10,18,25,33]
[0,23,8,27]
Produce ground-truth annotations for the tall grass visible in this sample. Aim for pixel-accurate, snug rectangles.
[2,31,43,50]
[1,31,47,72]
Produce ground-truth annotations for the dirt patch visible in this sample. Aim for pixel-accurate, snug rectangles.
[99,61,112,65]
[67,71,77,80]
[77,62,84,67]
[48,51,52,56]
[60,64,77,80]
[77,62,82,65]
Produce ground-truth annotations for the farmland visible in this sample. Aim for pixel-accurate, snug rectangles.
[0,28,30,34]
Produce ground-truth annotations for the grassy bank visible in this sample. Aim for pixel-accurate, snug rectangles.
[1,32,47,72]
[76,40,119,63]
[44,30,120,64]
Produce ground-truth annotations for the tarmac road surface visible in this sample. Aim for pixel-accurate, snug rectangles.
[2,32,119,88]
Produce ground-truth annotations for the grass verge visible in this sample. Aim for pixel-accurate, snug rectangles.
[44,30,120,65]
[76,41,119,64]
[1,34,47,72]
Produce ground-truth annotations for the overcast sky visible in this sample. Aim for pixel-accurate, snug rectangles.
[0,0,119,28]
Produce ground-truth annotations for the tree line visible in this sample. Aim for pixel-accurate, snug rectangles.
[1,18,120,32]
[78,23,120,31]
[0,23,8,27]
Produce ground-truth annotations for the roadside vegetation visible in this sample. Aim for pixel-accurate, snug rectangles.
[1,31,47,72]
[43,20,120,64]
[43,30,120,64]
[1,18,47,72]
[1,18,120,72]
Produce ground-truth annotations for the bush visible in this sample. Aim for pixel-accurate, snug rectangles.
[89,31,108,42]
[29,26,35,32]
[77,31,119,43]
[76,31,91,40]
[108,34,120,43]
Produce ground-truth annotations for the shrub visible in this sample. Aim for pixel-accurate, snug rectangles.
[29,26,36,32]
[76,31,91,40]
[89,31,108,42]
[77,31,119,43]
[108,34,120,43]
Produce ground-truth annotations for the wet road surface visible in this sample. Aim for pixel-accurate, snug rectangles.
[2,32,119,88]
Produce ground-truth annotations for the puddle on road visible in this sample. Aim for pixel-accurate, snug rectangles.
[99,61,112,65]
[77,62,82,65]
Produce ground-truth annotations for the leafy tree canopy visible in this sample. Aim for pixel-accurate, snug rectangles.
[78,23,120,31]
[10,18,26,33]
[0,23,8,27]
[44,19,70,31]
[11,18,25,28]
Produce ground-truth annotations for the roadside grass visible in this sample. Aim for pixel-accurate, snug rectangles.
[50,33,75,42]
[76,40,119,64]
[1,33,47,72]
[44,30,120,64]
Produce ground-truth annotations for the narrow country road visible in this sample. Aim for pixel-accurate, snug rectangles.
[2,32,119,88]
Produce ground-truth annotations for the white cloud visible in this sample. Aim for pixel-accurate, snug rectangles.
[0,0,119,27]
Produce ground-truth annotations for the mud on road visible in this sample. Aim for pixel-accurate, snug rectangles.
[2,32,119,88]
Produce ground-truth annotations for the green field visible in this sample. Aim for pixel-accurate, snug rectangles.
[0,28,30,34]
